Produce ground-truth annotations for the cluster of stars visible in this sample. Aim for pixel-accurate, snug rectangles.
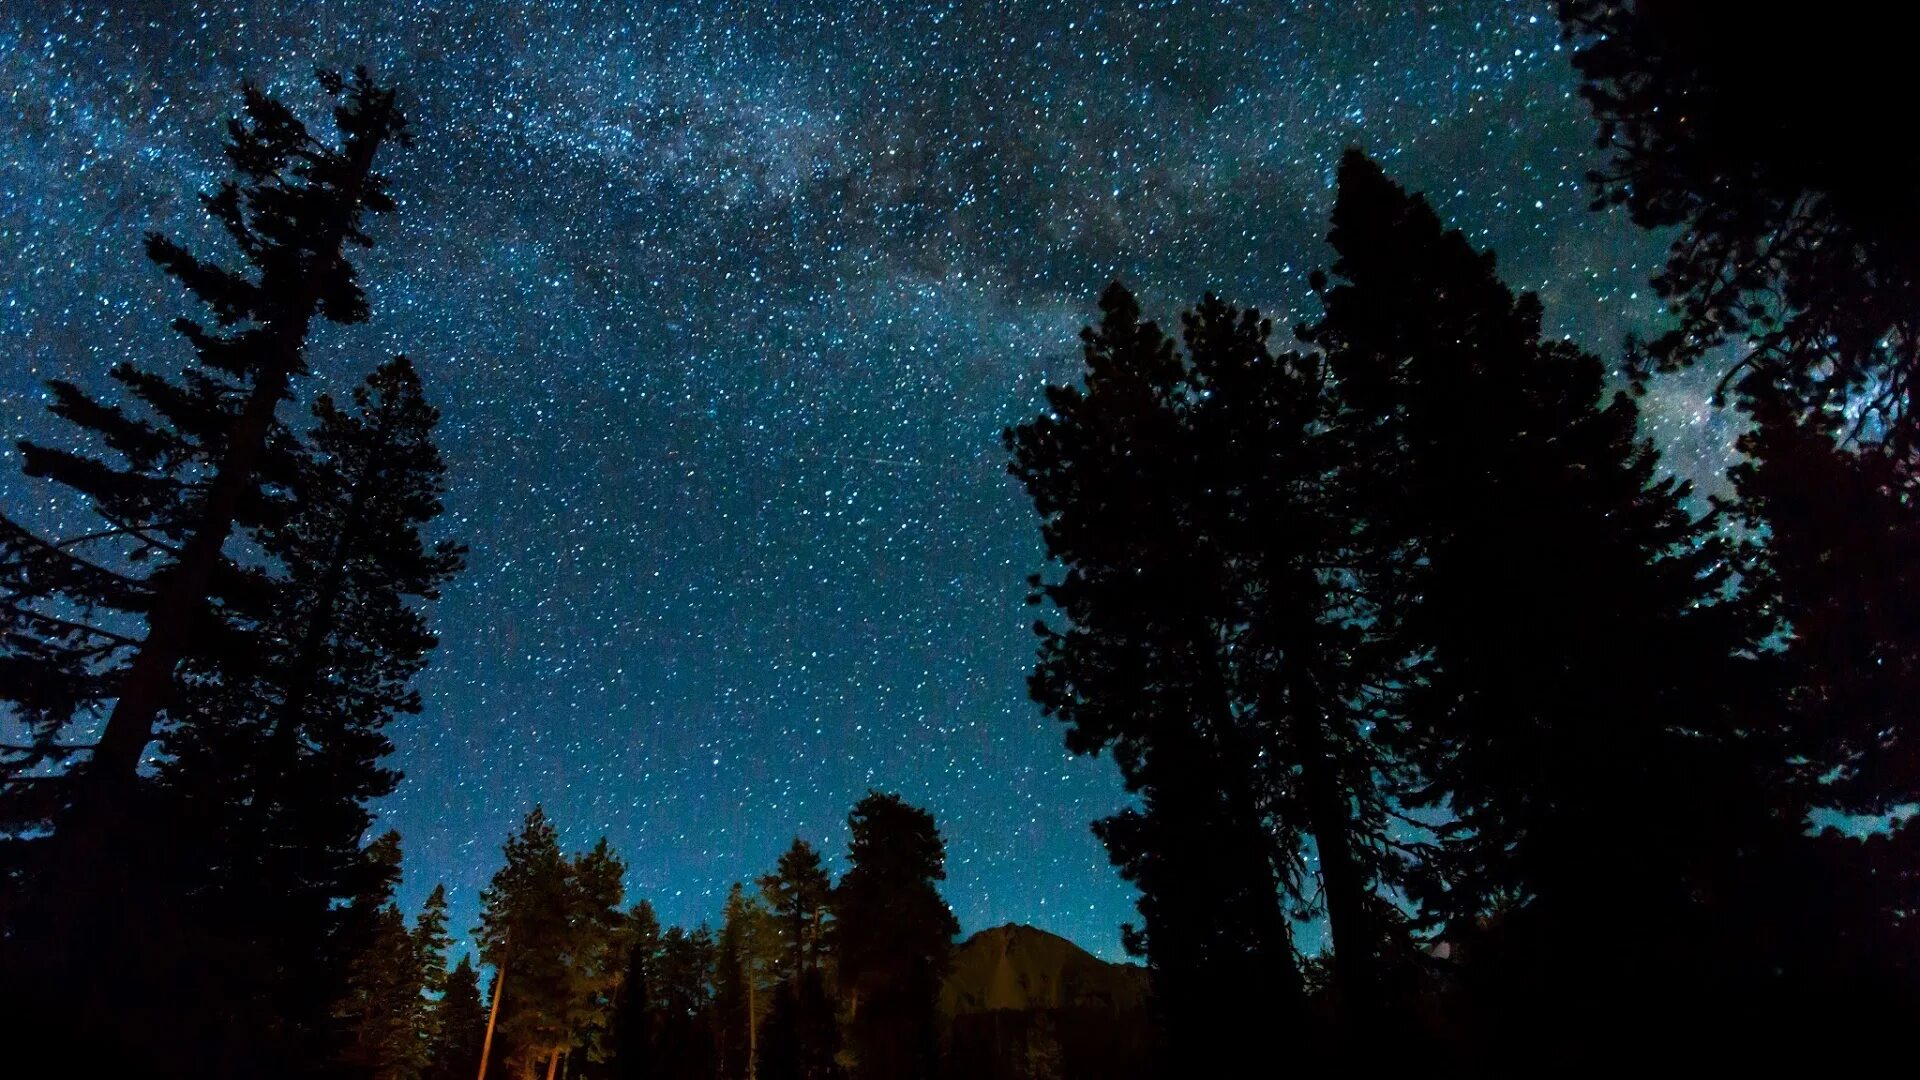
[1,0,1738,956]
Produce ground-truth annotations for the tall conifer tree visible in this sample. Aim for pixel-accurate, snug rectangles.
[716,881,779,1080]
[1007,282,1413,1052]
[1301,150,1776,1050]
[135,355,461,1069]
[651,924,719,1080]
[757,838,833,976]
[477,814,627,1080]
[0,69,410,825]
[339,883,450,1080]
[607,901,662,1080]
[0,70,418,1072]
[832,793,957,1080]
[428,956,490,1080]
[562,837,630,1073]
[1006,286,1305,1068]
[479,808,579,1080]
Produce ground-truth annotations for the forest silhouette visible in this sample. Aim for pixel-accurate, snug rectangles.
[5,3,1920,1075]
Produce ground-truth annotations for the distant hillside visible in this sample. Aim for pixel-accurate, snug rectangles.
[942,923,1149,1015]
[942,924,1153,1080]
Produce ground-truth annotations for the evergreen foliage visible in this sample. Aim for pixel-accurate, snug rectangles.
[427,955,490,1080]
[832,792,958,1080]
[1558,2,1920,450]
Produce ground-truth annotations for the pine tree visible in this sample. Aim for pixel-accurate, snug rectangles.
[0,69,418,1073]
[754,842,836,1078]
[415,885,454,1000]
[606,901,661,1080]
[715,881,780,1080]
[832,792,958,1080]
[757,838,833,976]
[561,837,630,1074]
[756,967,841,1080]
[1712,389,1920,1036]
[123,355,461,1071]
[1301,150,1777,1049]
[479,808,579,1079]
[1730,392,1920,817]
[428,956,490,1080]
[338,883,447,1080]
[652,925,718,1080]
[1556,2,1920,450]
[0,68,410,828]
[1555,2,1920,1045]
[477,816,629,1080]
[161,354,462,856]
[1008,283,1393,1058]
[715,884,752,1080]
[1177,292,1406,1025]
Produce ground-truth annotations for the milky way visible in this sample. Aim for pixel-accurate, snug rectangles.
[0,1,1736,956]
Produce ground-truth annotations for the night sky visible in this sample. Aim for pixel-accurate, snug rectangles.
[0,1,1737,957]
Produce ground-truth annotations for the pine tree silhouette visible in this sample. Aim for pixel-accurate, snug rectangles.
[715,881,779,1080]
[606,901,662,1080]
[479,807,580,1078]
[0,70,417,1073]
[565,837,631,1074]
[1180,292,1407,1031]
[1008,280,1424,1057]
[1558,4,1920,1048]
[1731,392,1920,816]
[1006,285,1304,1070]
[651,924,719,1080]
[110,355,461,1071]
[758,838,834,976]
[832,792,957,1080]
[1302,150,1777,1052]
[429,955,491,1080]
[0,69,410,828]
[338,881,449,1080]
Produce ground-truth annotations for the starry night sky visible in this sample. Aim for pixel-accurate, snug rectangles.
[0,1,1738,957]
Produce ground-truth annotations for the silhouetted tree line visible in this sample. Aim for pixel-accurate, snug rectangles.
[1007,11,1920,1056]
[448,791,954,1080]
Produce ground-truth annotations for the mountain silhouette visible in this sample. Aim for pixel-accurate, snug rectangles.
[942,924,1153,1080]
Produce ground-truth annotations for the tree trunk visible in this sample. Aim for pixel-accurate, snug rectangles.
[1290,666,1378,1025]
[85,359,295,797]
[478,958,507,1080]
[47,358,298,927]
[544,1049,560,1080]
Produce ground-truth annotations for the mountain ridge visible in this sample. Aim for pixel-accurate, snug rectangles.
[942,921,1149,1015]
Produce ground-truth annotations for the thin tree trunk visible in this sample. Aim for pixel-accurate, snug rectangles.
[544,1049,560,1080]
[1290,665,1378,1023]
[85,359,295,795]
[47,358,297,935]
[478,958,507,1080]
